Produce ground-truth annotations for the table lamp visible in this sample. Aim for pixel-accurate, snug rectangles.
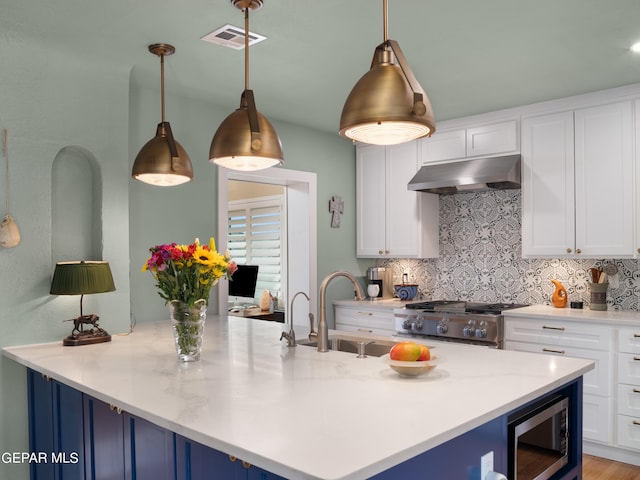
[50,260,116,346]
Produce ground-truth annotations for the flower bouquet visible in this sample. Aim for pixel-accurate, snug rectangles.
[143,238,237,361]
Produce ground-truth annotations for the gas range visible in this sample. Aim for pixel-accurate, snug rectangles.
[394,300,528,348]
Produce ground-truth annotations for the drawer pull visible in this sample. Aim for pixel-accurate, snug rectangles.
[542,325,565,331]
[634,420,640,426]
[634,357,640,361]
[357,328,373,333]
[242,461,251,469]
[229,456,237,462]
[634,333,640,338]
[357,312,373,316]
[542,348,565,355]
[633,388,640,394]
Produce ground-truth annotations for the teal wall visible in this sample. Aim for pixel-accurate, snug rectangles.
[0,39,364,480]
[0,40,132,479]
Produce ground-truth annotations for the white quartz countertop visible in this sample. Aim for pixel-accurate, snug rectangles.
[503,304,640,326]
[3,316,593,480]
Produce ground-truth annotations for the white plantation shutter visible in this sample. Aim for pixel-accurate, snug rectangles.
[228,196,284,304]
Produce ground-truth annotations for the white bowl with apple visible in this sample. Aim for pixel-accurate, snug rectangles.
[384,341,436,377]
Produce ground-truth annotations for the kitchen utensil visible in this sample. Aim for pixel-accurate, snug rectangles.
[0,129,20,248]
[589,267,604,284]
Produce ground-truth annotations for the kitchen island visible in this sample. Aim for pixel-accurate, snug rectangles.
[3,315,593,480]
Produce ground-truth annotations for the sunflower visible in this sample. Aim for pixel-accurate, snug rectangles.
[193,245,216,267]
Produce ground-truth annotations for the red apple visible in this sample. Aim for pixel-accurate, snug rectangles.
[417,344,431,361]
[389,342,421,361]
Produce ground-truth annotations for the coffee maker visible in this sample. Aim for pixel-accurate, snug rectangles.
[366,267,392,299]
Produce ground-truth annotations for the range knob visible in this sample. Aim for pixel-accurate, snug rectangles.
[436,322,448,335]
[463,320,476,337]
[475,321,487,338]
[402,319,413,331]
[411,319,423,331]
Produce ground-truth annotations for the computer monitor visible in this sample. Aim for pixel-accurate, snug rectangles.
[228,265,259,307]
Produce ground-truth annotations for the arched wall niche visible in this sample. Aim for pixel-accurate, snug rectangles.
[51,146,103,264]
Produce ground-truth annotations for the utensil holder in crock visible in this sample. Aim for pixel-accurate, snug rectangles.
[589,283,608,311]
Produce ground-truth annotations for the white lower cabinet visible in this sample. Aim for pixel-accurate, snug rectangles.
[334,304,395,336]
[504,317,613,444]
[616,415,640,451]
[505,340,610,398]
[617,327,640,452]
[583,394,614,444]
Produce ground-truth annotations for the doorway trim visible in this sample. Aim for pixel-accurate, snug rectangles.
[217,167,317,328]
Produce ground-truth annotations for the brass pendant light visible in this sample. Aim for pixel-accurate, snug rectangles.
[132,44,194,186]
[209,0,284,171]
[339,0,435,146]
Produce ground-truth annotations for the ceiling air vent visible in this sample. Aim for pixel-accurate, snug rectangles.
[201,24,266,50]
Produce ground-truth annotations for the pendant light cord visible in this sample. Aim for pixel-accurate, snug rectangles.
[244,6,250,91]
[3,129,10,215]
[160,53,166,123]
[383,0,388,42]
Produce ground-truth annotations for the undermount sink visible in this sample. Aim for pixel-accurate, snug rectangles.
[297,335,396,357]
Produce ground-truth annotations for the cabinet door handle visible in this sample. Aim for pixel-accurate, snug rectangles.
[357,328,373,333]
[634,356,640,361]
[576,248,582,254]
[542,325,565,331]
[378,250,384,254]
[633,420,640,426]
[566,248,572,253]
[633,388,640,394]
[242,461,251,469]
[109,404,123,414]
[542,348,565,355]
[357,312,373,316]
[633,333,640,338]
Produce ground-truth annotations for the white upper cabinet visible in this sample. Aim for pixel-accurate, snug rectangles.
[522,101,634,258]
[466,120,518,157]
[356,142,439,258]
[420,120,518,164]
[419,129,466,163]
[635,100,640,256]
[521,111,575,256]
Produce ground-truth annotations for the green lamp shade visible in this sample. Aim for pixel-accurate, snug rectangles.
[50,261,116,295]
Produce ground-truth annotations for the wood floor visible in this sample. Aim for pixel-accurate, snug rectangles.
[583,454,640,479]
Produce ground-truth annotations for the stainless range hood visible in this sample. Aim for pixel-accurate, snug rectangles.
[408,154,521,194]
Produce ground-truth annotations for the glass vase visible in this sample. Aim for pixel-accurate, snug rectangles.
[169,299,207,362]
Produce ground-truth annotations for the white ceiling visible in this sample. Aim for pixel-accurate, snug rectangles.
[4,0,640,134]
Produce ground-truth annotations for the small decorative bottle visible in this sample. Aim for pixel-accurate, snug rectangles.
[551,279,567,308]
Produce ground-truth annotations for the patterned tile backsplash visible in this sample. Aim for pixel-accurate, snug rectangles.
[382,190,640,310]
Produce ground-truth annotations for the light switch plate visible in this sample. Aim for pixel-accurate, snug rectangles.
[481,451,494,479]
